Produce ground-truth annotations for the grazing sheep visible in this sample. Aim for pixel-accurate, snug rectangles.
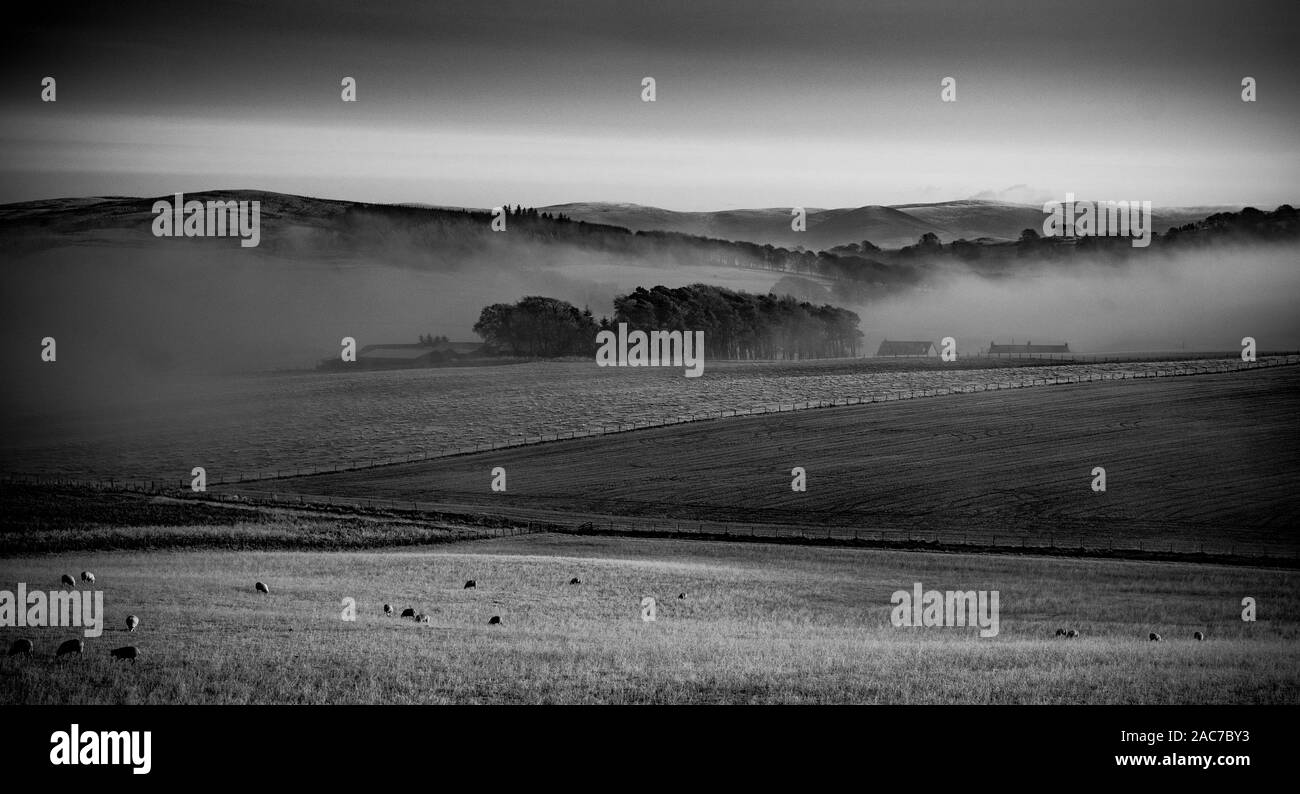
[1194,631,1205,641]
[56,638,84,658]
[383,604,394,616]
[400,608,416,619]
[110,646,139,664]
[569,577,581,585]
[464,580,476,589]
[1055,628,1066,637]
[1149,632,1162,642]
[1067,629,1079,638]
[60,574,76,588]
[678,593,686,599]
[488,615,501,625]
[125,615,139,632]
[80,571,95,584]
[255,581,269,594]
[414,614,429,624]
[7,639,33,657]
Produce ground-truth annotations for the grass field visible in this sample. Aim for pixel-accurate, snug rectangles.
[1,535,1295,704]
[246,367,1300,558]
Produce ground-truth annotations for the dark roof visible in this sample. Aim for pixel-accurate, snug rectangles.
[359,345,437,360]
[876,340,935,356]
[988,341,1070,354]
[359,341,485,358]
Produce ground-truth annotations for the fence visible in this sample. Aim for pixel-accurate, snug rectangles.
[5,476,1291,565]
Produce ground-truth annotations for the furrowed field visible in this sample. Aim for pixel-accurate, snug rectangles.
[2,535,1296,704]
[248,366,1300,559]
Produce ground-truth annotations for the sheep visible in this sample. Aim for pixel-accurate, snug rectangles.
[255,581,269,594]
[1194,631,1205,641]
[1149,632,1162,642]
[56,638,84,658]
[569,577,581,585]
[414,614,429,624]
[678,593,686,599]
[7,639,33,657]
[60,574,76,588]
[125,615,139,632]
[383,604,394,616]
[464,580,476,589]
[1055,628,1066,637]
[80,571,95,584]
[400,608,416,619]
[488,615,501,625]
[110,646,139,664]
[1067,629,1079,638]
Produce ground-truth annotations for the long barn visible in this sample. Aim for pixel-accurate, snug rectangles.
[987,341,1070,356]
[876,340,936,357]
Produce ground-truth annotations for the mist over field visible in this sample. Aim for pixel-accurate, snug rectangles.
[1,232,1297,420]
[854,243,1300,354]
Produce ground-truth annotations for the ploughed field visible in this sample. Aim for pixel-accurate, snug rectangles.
[1,535,1294,704]
[2,354,1283,483]
[248,366,1300,559]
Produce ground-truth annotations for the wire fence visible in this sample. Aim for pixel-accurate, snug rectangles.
[3,476,1295,565]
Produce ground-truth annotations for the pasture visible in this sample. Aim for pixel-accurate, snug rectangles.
[1,535,1295,704]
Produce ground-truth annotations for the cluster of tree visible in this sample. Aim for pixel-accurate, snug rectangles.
[417,334,449,346]
[611,284,863,359]
[472,296,599,357]
[1162,204,1297,245]
[495,204,573,223]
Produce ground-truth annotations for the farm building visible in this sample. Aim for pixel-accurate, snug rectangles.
[357,344,441,367]
[324,340,487,370]
[876,339,936,357]
[987,341,1070,356]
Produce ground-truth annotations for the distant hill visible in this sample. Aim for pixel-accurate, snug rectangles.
[543,199,1252,251]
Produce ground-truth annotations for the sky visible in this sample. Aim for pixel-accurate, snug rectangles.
[1,0,1297,210]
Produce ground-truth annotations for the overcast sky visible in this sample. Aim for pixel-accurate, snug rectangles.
[1,0,1296,209]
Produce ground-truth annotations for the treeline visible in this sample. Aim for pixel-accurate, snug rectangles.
[472,286,864,360]
[613,285,863,359]
[473,296,599,357]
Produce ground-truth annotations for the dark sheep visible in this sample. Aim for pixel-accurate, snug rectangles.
[125,615,139,632]
[61,574,76,588]
[401,608,416,618]
[678,593,686,599]
[569,577,581,585]
[80,571,95,584]
[1149,632,1162,642]
[7,639,33,657]
[383,604,394,616]
[1194,631,1205,641]
[488,615,501,625]
[255,581,270,594]
[1055,628,1066,637]
[110,646,139,664]
[414,614,429,624]
[1067,629,1079,638]
[464,580,476,589]
[56,638,84,658]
